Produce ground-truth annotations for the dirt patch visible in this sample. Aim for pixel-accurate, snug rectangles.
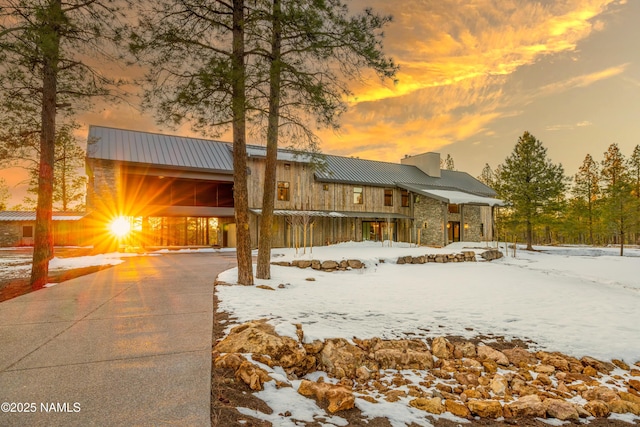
[0,265,114,302]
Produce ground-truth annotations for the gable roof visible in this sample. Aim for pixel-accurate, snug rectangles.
[86,126,497,198]
[87,126,235,173]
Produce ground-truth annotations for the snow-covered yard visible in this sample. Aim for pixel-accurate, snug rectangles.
[217,242,640,363]
[215,242,640,426]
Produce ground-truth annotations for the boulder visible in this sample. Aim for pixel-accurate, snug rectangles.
[454,342,477,358]
[455,372,480,387]
[503,347,536,367]
[581,356,615,374]
[467,399,503,418]
[213,320,305,368]
[235,360,271,391]
[621,391,640,404]
[480,250,503,261]
[409,397,445,414]
[297,379,355,413]
[396,257,406,264]
[477,345,509,366]
[489,374,509,396]
[347,259,363,269]
[431,337,453,359]
[292,260,312,268]
[271,261,291,266]
[544,398,579,421]
[536,351,570,372]
[214,353,247,370]
[411,256,426,264]
[445,400,471,418]
[505,394,546,418]
[629,379,640,392]
[582,386,619,403]
[584,400,611,417]
[311,260,321,270]
[372,341,433,370]
[319,338,367,379]
[321,260,339,270]
[607,399,640,415]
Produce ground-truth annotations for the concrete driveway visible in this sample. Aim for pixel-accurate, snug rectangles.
[0,252,236,427]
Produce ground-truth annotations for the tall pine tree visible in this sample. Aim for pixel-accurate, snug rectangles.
[498,131,565,250]
[628,145,640,243]
[601,143,633,255]
[573,154,600,245]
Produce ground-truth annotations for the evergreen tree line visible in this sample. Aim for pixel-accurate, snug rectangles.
[479,131,640,254]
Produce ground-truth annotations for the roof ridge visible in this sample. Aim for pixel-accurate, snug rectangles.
[89,125,230,145]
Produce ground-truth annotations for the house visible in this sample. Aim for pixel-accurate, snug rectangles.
[0,211,86,247]
[85,126,502,249]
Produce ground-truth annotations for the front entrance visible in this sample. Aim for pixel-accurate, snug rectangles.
[447,221,460,243]
[363,221,396,242]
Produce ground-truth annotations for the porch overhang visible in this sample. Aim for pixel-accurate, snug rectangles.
[250,209,412,220]
[397,183,504,207]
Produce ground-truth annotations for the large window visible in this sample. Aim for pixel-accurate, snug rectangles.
[353,187,363,204]
[448,204,459,214]
[384,189,393,206]
[23,225,33,238]
[277,181,290,201]
[401,190,409,207]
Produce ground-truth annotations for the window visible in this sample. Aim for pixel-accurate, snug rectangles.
[323,184,329,191]
[401,190,409,207]
[448,204,459,214]
[353,187,363,204]
[277,181,290,201]
[23,225,33,238]
[284,163,291,170]
[384,189,393,206]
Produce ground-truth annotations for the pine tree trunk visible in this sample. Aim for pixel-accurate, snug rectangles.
[256,0,282,280]
[526,218,533,251]
[30,0,61,289]
[232,0,253,285]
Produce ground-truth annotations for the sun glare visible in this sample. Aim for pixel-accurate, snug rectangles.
[109,216,131,238]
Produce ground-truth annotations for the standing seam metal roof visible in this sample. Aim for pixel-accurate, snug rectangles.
[87,126,235,173]
[314,155,429,187]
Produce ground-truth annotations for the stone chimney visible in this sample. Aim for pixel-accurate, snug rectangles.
[400,152,441,177]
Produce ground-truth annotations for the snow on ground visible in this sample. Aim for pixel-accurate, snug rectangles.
[217,241,640,363]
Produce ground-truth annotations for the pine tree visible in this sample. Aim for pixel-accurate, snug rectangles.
[601,143,633,255]
[498,131,566,250]
[478,163,495,187]
[573,154,600,245]
[628,145,640,243]
[0,178,10,210]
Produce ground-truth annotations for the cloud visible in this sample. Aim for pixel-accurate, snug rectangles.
[546,120,594,131]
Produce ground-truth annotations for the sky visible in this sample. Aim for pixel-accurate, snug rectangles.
[2,0,639,207]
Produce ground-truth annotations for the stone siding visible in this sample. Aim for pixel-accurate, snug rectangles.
[0,223,21,247]
[87,159,120,213]
[462,205,483,242]
[414,197,445,246]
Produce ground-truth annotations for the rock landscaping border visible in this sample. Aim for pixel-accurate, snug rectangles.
[213,320,640,423]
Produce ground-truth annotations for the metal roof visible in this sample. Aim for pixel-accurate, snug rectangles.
[314,155,429,187]
[246,146,313,163]
[315,155,497,196]
[250,209,411,219]
[0,211,86,221]
[87,126,235,173]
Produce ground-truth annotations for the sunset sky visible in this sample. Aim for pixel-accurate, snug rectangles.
[2,0,639,207]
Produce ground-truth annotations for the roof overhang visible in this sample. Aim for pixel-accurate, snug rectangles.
[398,183,504,207]
[250,209,412,220]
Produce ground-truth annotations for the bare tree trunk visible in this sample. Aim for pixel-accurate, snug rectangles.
[232,0,253,285]
[30,0,61,289]
[256,0,282,280]
[526,218,533,250]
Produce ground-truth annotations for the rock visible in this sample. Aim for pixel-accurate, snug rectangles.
[583,365,598,377]
[339,260,348,269]
[384,389,407,402]
[396,257,406,264]
[303,340,324,354]
[305,277,316,281]
[236,360,271,391]
[574,403,592,418]
[411,256,426,264]
[544,398,579,421]
[271,261,291,266]
[347,259,363,269]
[214,320,305,369]
[477,345,509,366]
[319,338,367,379]
[607,399,640,415]
[409,397,445,414]
[321,260,339,270]
[256,285,275,291]
[612,359,630,370]
[455,372,480,387]
[536,351,570,372]
[536,373,552,386]
[445,400,471,418]
[356,366,371,381]
[373,341,433,370]
[584,400,611,417]
[581,356,615,374]
[292,260,312,268]
[582,386,619,403]
[311,260,321,270]
[534,364,555,374]
[278,284,286,289]
[505,394,546,418]
[489,374,509,396]
[454,342,476,358]
[480,250,503,261]
[467,399,503,418]
[214,353,246,370]
[621,391,640,404]
[297,379,355,413]
[629,379,640,392]
[432,337,453,359]
[482,360,498,374]
[503,347,536,367]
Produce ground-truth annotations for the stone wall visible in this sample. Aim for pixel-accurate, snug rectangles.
[86,159,119,213]
[414,197,445,246]
[462,205,483,242]
[0,223,21,247]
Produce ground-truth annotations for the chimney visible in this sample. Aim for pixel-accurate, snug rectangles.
[400,152,441,177]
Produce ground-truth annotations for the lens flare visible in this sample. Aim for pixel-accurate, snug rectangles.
[109,217,131,238]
